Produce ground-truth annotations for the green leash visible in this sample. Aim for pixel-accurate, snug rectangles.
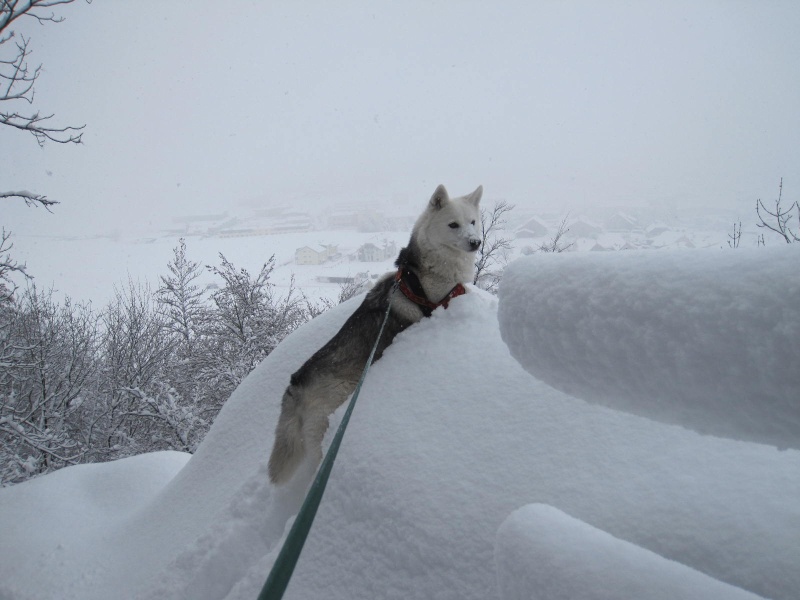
[257,284,397,600]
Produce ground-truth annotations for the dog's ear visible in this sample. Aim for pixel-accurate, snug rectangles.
[429,184,449,210]
[467,185,483,208]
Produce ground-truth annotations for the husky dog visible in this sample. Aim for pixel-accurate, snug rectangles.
[268,184,483,484]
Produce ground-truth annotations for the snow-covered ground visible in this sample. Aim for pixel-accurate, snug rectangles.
[496,505,766,600]
[10,230,411,305]
[9,202,742,306]
[0,245,798,599]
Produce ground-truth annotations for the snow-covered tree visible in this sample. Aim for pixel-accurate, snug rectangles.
[149,239,214,449]
[0,242,330,484]
[0,286,97,485]
[96,280,175,458]
[199,256,283,403]
[337,278,367,304]
[157,238,207,354]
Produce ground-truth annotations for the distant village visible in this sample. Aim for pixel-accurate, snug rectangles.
[166,201,737,278]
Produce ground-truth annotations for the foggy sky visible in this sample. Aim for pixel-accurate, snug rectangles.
[3,1,800,236]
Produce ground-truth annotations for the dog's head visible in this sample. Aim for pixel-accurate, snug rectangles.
[422,184,483,253]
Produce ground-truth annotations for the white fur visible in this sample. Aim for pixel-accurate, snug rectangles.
[412,184,483,302]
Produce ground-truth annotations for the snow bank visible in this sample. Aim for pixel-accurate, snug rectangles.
[498,245,800,449]
[0,451,190,600]
[495,504,765,600]
[1,275,799,600]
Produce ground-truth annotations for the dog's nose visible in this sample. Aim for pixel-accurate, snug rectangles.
[469,239,481,251]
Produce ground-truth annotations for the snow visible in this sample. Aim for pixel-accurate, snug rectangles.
[498,245,800,449]
[1,248,799,600]
[10,230,411,305]
[495,504,765,600]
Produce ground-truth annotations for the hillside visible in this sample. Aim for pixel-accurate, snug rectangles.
[0,245,797,599]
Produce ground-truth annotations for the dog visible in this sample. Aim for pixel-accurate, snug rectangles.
[268,184,483,484]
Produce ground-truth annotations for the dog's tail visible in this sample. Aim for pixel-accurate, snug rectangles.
[268,385,305,484]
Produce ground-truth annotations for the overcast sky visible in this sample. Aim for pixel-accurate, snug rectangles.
[3,0,800,236]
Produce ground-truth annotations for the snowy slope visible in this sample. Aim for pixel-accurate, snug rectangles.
[1,248,798,600]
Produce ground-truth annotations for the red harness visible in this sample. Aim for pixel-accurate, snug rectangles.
[394,268,466,315]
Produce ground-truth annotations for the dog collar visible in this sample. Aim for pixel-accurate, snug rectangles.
[394,267,466,317]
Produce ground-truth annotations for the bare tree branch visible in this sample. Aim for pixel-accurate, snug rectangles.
[1,0,89,211]
[755,178,799,244]
[0,1,84,32]
[538,214,575,253]
[1,228,30,304]
[1,189,58,210]
[473,199,515,293]
[727,220,742,249]
[0,1,88,147]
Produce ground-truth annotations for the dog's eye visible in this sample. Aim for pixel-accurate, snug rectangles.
[448,222,459,229]
[471,220,476,226]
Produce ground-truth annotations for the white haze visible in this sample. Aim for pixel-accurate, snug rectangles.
[3,1,800,239]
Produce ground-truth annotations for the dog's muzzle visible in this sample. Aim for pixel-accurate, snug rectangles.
[469,239,481,251]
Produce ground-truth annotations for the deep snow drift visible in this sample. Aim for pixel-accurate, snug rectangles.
[495,504,765,600]
[1,247,798,600]
[498,245,800,449]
